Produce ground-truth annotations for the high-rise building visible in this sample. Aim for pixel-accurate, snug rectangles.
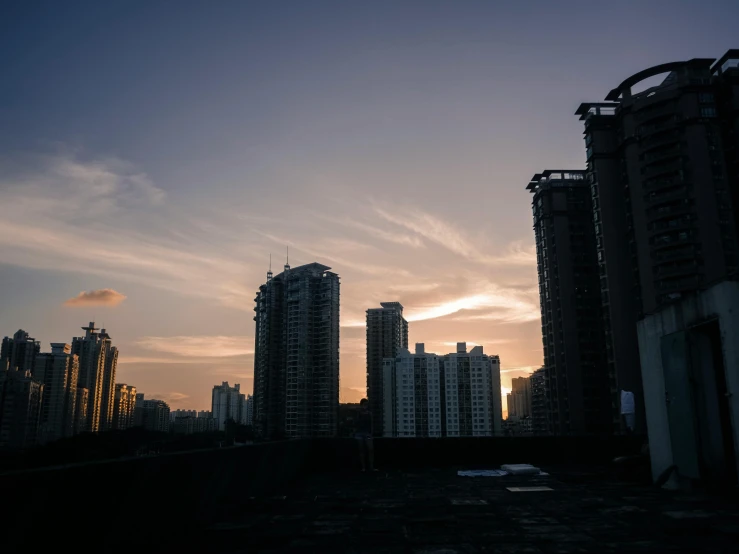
[0,365,44,450]
[211,382,246,431]
[382,342,502,437]
[574,51,739,432]
[366,302,408,436]
[507,376,532,419]
[530,367,548,435]
[1,329,40,373]
[71,322,108,433]
[527,171,612,435]
[253,262,340,439]
[98,330,118,432]
[133,394,170,433]
[197,410,212,419]
[34,343,79,443]
[112,384,137,430]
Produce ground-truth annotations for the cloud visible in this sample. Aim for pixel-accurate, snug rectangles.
[405,283,540,324]
[136,336,254,358]
[63,288,127,307]
[148,391,190,405]
[374,206,535,267]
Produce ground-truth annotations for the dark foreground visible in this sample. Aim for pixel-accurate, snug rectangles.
[202,466,739,554]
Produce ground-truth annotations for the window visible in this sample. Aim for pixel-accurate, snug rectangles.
[699,93,714,104]
[701,107,717,118]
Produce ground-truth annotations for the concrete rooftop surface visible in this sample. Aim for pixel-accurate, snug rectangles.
[201,466,739,554]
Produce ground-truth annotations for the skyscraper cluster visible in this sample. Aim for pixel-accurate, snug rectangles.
[528,49,739,436]
[0,323,142,450]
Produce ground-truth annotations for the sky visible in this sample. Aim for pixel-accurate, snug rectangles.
[1,0,737,413]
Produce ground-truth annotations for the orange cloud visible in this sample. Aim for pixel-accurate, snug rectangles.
[64,288,127,307]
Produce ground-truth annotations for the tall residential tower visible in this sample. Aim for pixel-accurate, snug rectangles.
[527,171,611,435]
[366,302,408,436]
[253,262,340,439]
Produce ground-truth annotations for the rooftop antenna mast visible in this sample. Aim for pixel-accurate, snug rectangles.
[284,245,290,271]
[267,253,273,282]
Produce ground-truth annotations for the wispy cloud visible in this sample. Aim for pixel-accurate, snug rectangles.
[136,336,254,358]
[405,284,540,324]
[148,391,190,405]
[64,288,127,307]
[375,206,535,267]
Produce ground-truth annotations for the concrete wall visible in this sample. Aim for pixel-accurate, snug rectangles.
[637,280,739,487]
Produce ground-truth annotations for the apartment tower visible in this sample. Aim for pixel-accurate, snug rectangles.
[366,302,408,436]
[253,262,340,439]
[527,170,611,435]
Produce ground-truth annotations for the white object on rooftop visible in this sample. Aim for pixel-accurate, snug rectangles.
[501,464,540,475]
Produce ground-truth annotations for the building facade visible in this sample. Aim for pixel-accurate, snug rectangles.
[133,394,170,433]
[529,367,548,435]
[253,262,340,439]
[574,51,739,433]
[382,342,502,438]
[366,302,408,436]
[34,343,79,443]
[507,376,532,419]
[527,171,612,435]
[212,382,246,431]
[112,384,137,430]
[98,332,118,432]
[1,329,40,373]
[71,322,108,433]
[74,387,89,435]
[0,366,44,450]
[244,394,253,426]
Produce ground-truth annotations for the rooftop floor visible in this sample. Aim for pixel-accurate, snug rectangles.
[200,466,739,553]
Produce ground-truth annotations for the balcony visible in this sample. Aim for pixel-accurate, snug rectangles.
[641,157,683,180]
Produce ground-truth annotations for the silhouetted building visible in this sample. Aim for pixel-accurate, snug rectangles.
[172,415,217,435]
[170,409,197,422]
[212,382,246,431]
[530,367,548,435]
[0,366,43,450]
[98,330,118,432]
[197,410,212,419]
[507,376,532,418]
[1,329,40,373]
[366,302,408,436]
[253,262,340,439]
[112,384,137,430]
[133,394,170,432]
[382,342,502,437]
[34,343,79,443]
[71,322,108,433]
[527,171,611,435]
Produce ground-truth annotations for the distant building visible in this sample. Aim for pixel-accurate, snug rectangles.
[382,342,502,437]
[366,302,408,436]
[253,262,340,439]
[112,384,137,430]
[1,329,40,373]
[170,409,197,422]
[507,376,532,419]
[530,367,548,435]
[172,415,217,435]
[0,366,44,450]
[244,394,253,426]
[212,382,246,431]
[34,343,79,443]
[133,394,170,433]
[197,410,212,419]
[98,331,118,432]
[71,322,108,433]
[527,171,611,435]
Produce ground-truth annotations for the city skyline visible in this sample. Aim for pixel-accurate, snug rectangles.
[2,1,738,412]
